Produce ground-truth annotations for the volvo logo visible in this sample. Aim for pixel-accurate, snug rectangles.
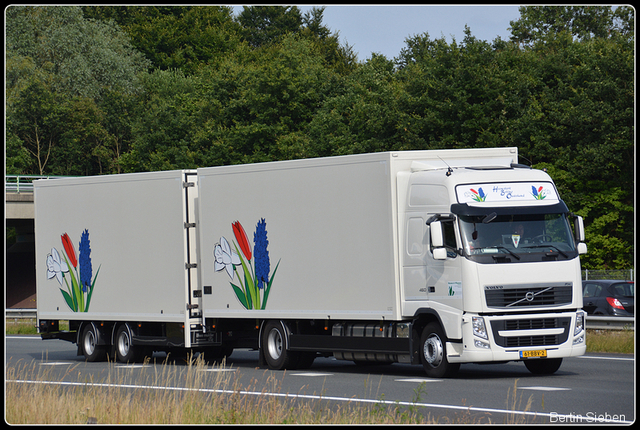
[506,286,553,307]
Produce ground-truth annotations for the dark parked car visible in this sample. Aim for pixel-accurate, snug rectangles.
[582,280,635,316]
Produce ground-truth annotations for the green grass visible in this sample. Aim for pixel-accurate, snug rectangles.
[585,329,634,354]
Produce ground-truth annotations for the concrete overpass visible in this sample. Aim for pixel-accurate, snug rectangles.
[6,176,49,309]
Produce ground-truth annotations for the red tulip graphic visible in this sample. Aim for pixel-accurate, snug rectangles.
[232,221,252,260]
[61,233,78,268]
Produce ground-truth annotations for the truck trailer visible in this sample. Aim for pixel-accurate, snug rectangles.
[35,148,587,377]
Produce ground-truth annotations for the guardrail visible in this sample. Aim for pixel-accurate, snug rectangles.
[5,309,37,319]
[5,309,634,331]
[585,315,634,330]
[6,175,67,193]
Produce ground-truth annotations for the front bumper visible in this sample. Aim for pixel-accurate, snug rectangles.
[447,311,586,363]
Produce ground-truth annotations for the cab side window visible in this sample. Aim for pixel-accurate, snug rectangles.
[442,219,458,258]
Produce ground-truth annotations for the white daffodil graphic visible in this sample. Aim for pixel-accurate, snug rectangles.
[46,247,69,285]
[214,236,240,279]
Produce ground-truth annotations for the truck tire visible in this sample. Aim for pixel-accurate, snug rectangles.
[81,324,107,362]
[115,324,141,363]
[262,321,298,370]
[420,322,460,378]
[524,358,563,375]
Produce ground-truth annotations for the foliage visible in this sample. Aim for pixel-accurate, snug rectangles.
[4,5,634,269]
[509,5,634,46]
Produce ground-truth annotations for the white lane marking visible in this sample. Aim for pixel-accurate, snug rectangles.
[6,336,43,340]
[518,386,571,391]
[198,368,237,372]
[290,373,333,377]
[114,364,151,369]
[39,362,75,366]
[395,378,443,383]
[7,378,633,424]
[577,355,634,361]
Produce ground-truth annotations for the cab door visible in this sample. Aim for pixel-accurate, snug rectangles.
[426,215,464,340]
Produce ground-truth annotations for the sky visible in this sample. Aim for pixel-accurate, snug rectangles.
[299,5,522,60]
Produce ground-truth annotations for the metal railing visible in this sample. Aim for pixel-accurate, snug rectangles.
[583,269,635,281]
[6,175,67,193]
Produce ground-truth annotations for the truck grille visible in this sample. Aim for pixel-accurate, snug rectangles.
[485,285,573,308]
[491,317,571,348]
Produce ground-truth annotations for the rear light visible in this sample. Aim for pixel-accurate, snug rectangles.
[606,297,625,310]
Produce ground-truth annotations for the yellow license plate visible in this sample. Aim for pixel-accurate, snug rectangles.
[520,349,547,358]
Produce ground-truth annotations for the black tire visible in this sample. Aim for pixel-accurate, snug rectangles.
[262,321,298,370]
[524,358,563,375]
[81,324,107,362]
[115,324,141,363]
[420,322,460,378]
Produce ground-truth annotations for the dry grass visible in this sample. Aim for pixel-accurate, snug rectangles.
[5,355,541,425]
[5,356,435,424]
[5,320,632,424]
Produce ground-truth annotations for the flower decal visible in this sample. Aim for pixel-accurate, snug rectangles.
[47,230,100,312]
[214,219,280,310]
[61,233,78,268]
[232,221,252,261]
[531,185,546,200]
[253,219,270,291]
[79,230,93,293]
[214,236,241,279]
[470,188,487,202]
[46,247,69,285]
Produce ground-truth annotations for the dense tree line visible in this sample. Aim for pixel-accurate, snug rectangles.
[5,6,634,270]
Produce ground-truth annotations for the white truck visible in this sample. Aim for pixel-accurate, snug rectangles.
[34,148,587,377]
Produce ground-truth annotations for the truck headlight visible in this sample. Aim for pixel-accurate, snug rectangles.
[574,311,585,336]
[472,316,488,340]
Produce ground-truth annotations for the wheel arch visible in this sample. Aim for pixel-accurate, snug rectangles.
[258,319,292,351]
[77,321,110,359]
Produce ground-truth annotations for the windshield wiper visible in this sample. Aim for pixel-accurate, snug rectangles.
[523,244,569,258]
[490,246,521,260]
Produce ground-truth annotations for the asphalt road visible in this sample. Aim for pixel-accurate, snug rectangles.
[6,335,635,424]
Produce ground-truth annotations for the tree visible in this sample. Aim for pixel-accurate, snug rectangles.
[119,69,205,172]
[307,53,409,157]
[6,6,151,175]
[9,79,63,175]
[6,6,150,100]
[86,6,243,74]
[509,5,634,46]
[396,29,533,152]
[236,6,303,48]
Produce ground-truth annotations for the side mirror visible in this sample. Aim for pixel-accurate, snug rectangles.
[430,220,444,248]
[433,248,448,260]
[430,221,447,260]
[577,242,588,255]
[574,216,587,254]
[574,216,585,242]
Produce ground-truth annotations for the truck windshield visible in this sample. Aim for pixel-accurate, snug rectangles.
[459,213,577,261]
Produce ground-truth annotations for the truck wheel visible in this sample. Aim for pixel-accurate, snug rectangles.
[524,358,563,375]
[81,324,107,362]
[420,323,460,378]
[262,321,297,370]
[115,324,141,363]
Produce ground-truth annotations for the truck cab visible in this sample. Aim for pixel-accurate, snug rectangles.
[398,158,587,377]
